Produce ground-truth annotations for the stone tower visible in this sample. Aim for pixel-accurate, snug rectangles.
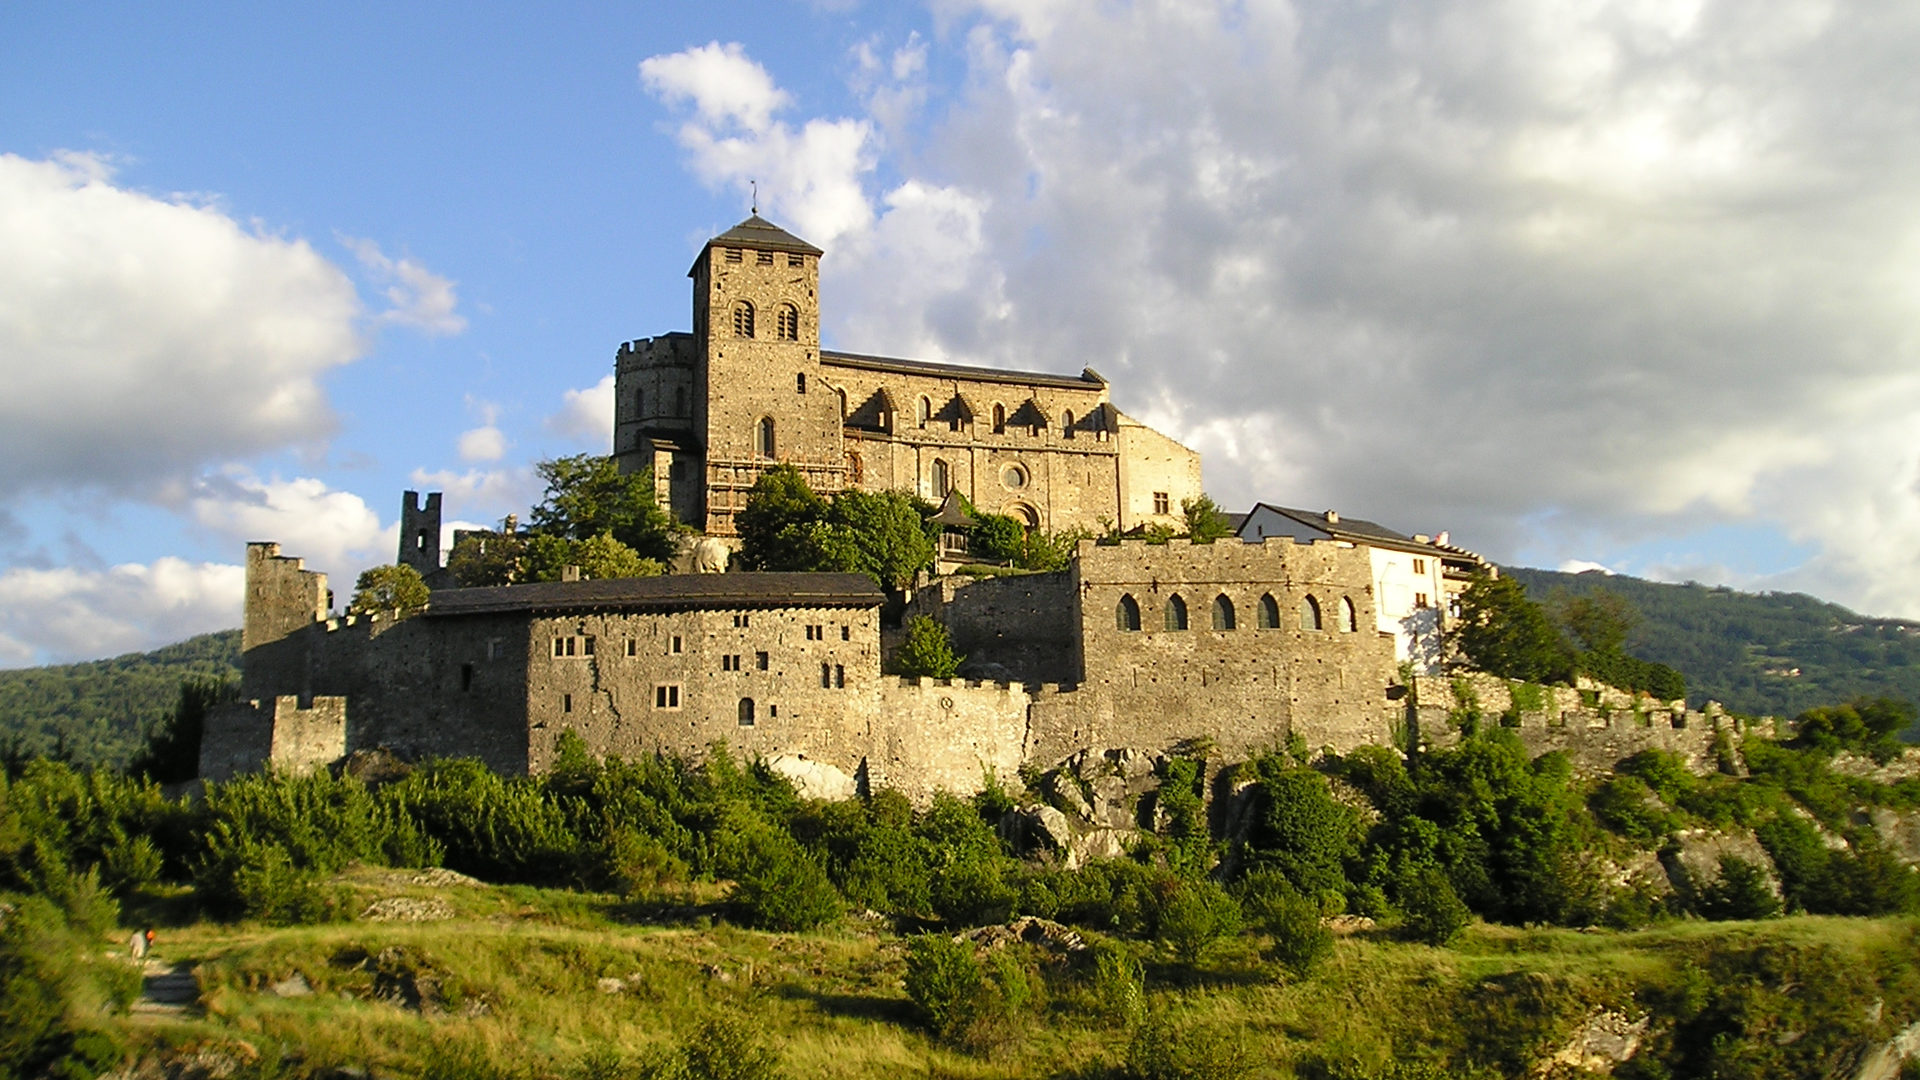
[398,490,442,578]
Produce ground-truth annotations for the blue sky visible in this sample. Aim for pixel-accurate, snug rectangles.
[4,1,1918,665]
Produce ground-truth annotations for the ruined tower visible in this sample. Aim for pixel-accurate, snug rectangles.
[398,490,442,578]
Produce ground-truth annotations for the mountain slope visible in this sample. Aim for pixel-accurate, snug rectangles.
[1502,567,1920,717]
[0,630,240,768]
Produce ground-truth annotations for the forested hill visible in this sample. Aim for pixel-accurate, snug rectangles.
[1502,567,1920,717]
[0,630,239,768]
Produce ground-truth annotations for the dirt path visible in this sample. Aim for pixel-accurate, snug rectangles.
[130,957,198,1016]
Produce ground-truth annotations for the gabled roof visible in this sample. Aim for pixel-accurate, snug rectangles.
[1238,503,1426,551]
[689,215,824,276]
[927,489,974,529]
[425,572,882,619]
[949,392,982,421]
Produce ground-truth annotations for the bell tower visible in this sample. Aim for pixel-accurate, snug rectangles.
[688,215,843,535]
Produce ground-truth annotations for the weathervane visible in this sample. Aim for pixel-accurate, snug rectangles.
[750,179,757,215]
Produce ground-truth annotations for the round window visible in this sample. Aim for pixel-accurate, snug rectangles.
[1002,464,1028,489]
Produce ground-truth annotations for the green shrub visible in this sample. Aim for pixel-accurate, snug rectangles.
[0,894,139,1080]
[893,616,964,679]
[726,828,840,931]
[1088,939,1145,1027]
[677,1012,786,1080]
[1152,878,1242,965]
[904,935,984,1042]
[1696,855,1782,921]
[1241,871,1333,973]
[1124,1011,1249,1080]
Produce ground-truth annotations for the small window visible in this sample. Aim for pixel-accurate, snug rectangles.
[1301,595,1323,631]
[654,684,682,709]
[627,639,637,657]
[1211,594,1236,631]
[757,250,774,266]
[634,388,644,417]
[930,459,949,496]
[1153,491,1170,515]
[674,387,687,415]
[917,396,931,429]
[806,624,822,640]
[1413,557,1427,574]
[739,697,756,726]
[755,651,769,670]
[670,635,683,654]
[835,388,847,419]
[755,416,776,458]
[1116,594,1142,632]
[563,694,573,713]
[1416,593,1431,609]
[725,247,743,263]
[795,372,806,393]
[722,654,741,671]
[1341,596,1359,632]
[834,664,845,688]
[840,626,850,641]
[582,636,594,656]
[733,614,751,628]
[777,304,800,342]
[732,300,755,338]
[1259,594,1280,629]
[1062,409,1075,439]
[1164,594,1189,631]
[992,403,1006,434]
[820,662,832,688]
[769,704,779,717]
[788,252,805,267]
[1002,464,1028,490]
[460,663,474,691]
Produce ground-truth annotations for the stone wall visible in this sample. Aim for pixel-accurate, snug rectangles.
[903,571,1080,684]
[198,695,347,781]
[871,677,1032,805]
[241,543,328,663]
[1113,413,1204,531]
[1412,672,1738,774]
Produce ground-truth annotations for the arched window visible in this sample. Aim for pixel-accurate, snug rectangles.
[835,388,847,419]
[1062,409,1075,439]
[1300,595,1323,631]
[755,416,776,458]
[917,395,931,429]
[732,300,755,338]
[1164,594,1189,631]
[1259,593,1281,629]
[1211,594,1236,631]
[930,459,949,495]
[992,403,1006,434]
[1340,596,1358,633]
[775,302,799,341]
[738,698,756,726]
[1116,594,1141,631]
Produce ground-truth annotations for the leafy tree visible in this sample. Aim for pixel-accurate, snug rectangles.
[1553,588,1636,655]
[735,465,830,570]
[528,454,675,561]
[1181,494,1233,544]
[1153,878,1243,964]
[347,564,430,616]
[828,488,935,589]
[1397,865,1471,945]
[969,512,1027,565]
[894,616,964,679]
[446,528,524,587]
[128,675,237,784]
[1241,757,1363,902]
[1789,697,1914,763]
[735,468,936,587]
[521,532,664,583]
[1447,571,1575,684]
[1697,855,1781,920]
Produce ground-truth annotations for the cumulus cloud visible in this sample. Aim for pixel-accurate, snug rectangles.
[661,3,1920,617]
[408,466,539,523]
[548,373,615,448]
[457,400,508,463]
[343,236,467,336]
[185,470,393,576]
[0,152,362,497]
[0,558,243,668]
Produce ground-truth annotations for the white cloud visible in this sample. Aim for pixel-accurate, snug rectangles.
[343,236,467,336]
[1559,560,1617,576]
[641,41,792,133]
[0,152,362,497]
[0,558,243,668]
[549,373,615,448]
[185,470,393,577]
[456,400,508,463]
[713,2,1920,618]
[408,466,539,522]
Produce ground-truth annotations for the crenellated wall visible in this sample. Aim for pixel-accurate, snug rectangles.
[1412,672,1740,774]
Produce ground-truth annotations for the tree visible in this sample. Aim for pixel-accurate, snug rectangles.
[521,532,664,582]
[1554,589,1636,655]
[734,467,935,588]
[528,454,675,561]
[446,529,524,587]
[1182,495,1234,544]
[829,489,935,589]
[1790,698,1915,763]
[894,616,963,679]
[1447,571,1574,684]
[128,675,236,784]
[735,465,829,571]
[347,564,429,616]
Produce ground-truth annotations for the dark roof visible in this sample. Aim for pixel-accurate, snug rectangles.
[689,215,824,276]
[425,572,882,619]
[927,489,974,528]
[821,349,1107,391]
[1238,503,1422,548]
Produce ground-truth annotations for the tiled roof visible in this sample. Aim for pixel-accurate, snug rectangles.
[425,573,882,618]
[705,215,823,256]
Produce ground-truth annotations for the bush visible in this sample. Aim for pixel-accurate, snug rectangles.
[1240,870,1333,973]
[678,1012,786,1080]
[1152,878,1242,965]
[893,616,963,679]
[1088,939,1145,1027]
[1398,867,1470,946]
[904,934,985,1042]
[726,829,840,931]
[1124,1012,1249,1080]
[1696,855,1782,921]
[0,894,139,1080]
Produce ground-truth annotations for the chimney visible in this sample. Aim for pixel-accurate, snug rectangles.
[1324,510,1339,524]
[1436,531,1449,547]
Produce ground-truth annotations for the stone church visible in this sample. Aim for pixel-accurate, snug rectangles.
[610,215,1202,537]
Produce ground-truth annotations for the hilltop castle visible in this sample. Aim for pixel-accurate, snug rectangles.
[204,215,1727,798]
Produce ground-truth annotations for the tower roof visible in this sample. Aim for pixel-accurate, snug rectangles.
[690,214,823,276]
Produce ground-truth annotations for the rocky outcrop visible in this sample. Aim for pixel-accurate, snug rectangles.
[1005,747,1179,868]
[767,753,858,801]
[1660,829,1781,906]
[1533,1010,1649,1077]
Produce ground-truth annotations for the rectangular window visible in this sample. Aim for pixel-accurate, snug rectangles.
[840,625,850,641]
[722,654,741,671]
[725,247,742,263]
[1415,593,1431,608]
[834,664,846,689]
[582,636,595,656]
[1413,558,1427,574]
[820,662,832,689]
[806,624,824,640]
[460,663,474,692]
[654,684,682,709]
[796,373,806,394]
[563,694,573,713]
[553,636,586,657]
[733,614,750,628]
[670,635,683,654]
[769,704,778,717]
[788,253,804,267]
[757,250,774,266]
[1153,491,1170,515]
[755,651,769,670]
[626,639,637,657]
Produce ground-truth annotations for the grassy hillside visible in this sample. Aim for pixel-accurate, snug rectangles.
[1503,567,1920,718]
[0,629,239,768]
